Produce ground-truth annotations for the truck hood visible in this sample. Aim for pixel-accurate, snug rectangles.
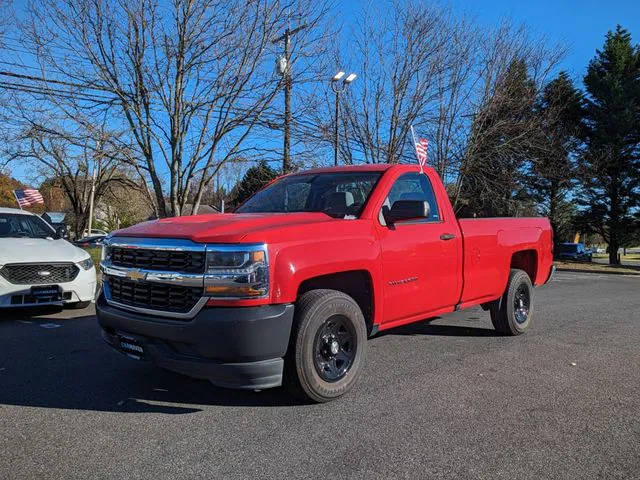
[112,212,339,243]
[0,238,88,265]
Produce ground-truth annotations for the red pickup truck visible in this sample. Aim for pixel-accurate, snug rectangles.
[97,164,554,402]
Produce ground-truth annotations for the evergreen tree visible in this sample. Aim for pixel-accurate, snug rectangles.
[459,59,538,217]
[579,26,640,264]
[527,72,583,245]
[230,160,279,208]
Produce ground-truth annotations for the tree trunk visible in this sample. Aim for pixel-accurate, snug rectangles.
[608,235,620,265]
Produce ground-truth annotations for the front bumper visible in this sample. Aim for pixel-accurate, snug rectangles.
[0,266,97,308]
[96,294,295,390]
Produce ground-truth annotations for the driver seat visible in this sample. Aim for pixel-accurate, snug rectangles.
[324,191,354,217]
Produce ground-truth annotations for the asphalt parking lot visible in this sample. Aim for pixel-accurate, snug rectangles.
[1,271,639,480]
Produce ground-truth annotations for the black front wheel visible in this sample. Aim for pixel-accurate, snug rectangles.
[489,269,534,335]
[285,289,367,403]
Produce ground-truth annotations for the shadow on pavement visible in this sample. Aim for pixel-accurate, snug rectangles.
[0,309,304,414]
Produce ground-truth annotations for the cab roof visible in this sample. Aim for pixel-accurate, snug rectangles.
[286,164,423,175]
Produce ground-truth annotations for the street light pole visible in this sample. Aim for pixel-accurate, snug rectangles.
[333,89,339,166]
[330,71,357,166]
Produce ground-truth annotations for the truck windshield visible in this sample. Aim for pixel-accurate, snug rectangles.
[0,213,57,239]
[236,171,382,218]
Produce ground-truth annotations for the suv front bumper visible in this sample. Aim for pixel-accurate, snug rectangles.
[96,294,295,390]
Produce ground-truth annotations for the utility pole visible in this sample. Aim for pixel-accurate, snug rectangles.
[273,24,307,173]
[87,139,101,237]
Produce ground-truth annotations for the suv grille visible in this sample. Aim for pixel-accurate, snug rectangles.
[109,247,205,273]
[0,263,79,285]
[105,276,203,314]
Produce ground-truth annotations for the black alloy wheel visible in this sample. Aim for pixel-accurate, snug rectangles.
[313,315,357,382]
[513,283,530,325]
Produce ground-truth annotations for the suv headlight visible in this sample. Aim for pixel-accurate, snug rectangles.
[204,244,269,298]
[77,256,95,271]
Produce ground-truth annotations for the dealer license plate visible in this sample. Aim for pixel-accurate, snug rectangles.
[118,335,145,359]
[30,285,61,300]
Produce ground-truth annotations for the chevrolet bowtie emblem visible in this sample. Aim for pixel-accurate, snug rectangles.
[126,269,147,282]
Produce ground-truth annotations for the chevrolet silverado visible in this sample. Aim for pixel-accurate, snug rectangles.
[97,164,554,402]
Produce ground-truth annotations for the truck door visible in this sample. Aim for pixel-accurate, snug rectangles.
[376,172,462,324]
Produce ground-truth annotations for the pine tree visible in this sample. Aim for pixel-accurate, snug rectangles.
[459,59,538,217]
[527,72,583,245]
[230,160,279,208]
[579,26,640,264]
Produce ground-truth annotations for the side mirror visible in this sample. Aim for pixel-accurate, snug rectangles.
[386,200,430,225]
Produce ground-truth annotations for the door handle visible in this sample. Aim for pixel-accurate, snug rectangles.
[440,233,456,241]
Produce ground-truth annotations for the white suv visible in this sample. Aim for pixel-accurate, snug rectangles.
[0,207,97,310]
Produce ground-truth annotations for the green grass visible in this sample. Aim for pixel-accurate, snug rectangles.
[592,253,640,260]
[81,247,103,269]
[554,260,639,275]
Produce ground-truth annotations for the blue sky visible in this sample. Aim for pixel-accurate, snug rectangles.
[4,0,640,186]
[446,0,640,82]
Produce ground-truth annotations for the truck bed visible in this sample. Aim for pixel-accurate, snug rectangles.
[457,217,553,307]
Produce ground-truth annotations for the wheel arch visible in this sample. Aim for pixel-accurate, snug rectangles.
[296,270,375,335]
[510,249,538,283]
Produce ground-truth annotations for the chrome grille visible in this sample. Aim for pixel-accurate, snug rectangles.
[0,263,79,285]
[109,247,205,274]
[105,275,203,314]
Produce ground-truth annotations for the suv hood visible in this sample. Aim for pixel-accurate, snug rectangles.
[0,238,88,264]
[113,212,338,243]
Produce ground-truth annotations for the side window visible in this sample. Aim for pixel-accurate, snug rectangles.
[379,173,440,225]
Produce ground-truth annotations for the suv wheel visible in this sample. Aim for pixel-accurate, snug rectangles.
[285,289,367,403]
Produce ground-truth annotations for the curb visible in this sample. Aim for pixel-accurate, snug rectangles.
[555,266,640,276]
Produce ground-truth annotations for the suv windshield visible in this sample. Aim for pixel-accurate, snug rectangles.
[0,213,57,239]
[236,171,382,218]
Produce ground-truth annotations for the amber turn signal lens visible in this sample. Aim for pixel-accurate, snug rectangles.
[251,251,265,263]
[205,285,264,297]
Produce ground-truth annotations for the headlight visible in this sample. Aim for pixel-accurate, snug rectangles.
[204,244,268,298]
[77,256,94,271]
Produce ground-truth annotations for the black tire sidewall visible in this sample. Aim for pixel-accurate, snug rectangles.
[505,270,534,334]
[294,291,367,402]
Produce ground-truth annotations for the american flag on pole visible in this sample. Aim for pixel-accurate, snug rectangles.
[13,189,44,208]
[414,138,428,168]
[410,125,428,173]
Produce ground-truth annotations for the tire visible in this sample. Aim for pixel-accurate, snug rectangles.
[489,269,534,336]
[284,289,367,403]
[67,300,92,310]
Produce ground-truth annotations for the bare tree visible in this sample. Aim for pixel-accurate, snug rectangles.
[448,21,565,215]
[10,124,141,237]
[19,0,330,217]
[331,0,452,164]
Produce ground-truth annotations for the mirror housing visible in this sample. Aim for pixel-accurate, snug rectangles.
[385,200,430,225]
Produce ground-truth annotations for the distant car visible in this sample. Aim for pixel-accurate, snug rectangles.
[556,242,592,262]
[82,229,109,238]
[0,207,97,310]
[74,235,105,248]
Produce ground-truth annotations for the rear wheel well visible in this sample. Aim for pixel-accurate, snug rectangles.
[297,271,374,334]
[510,250,537,283]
